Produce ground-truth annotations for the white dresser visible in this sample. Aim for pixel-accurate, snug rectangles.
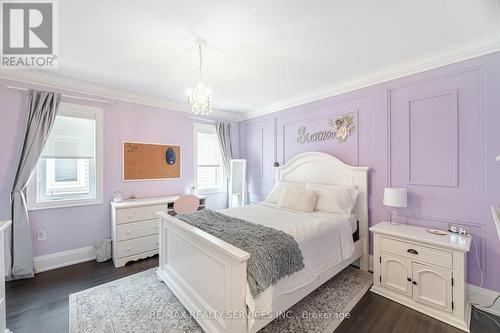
[111,195,205,268]
[370,221,471,331]
[0,220,12,333]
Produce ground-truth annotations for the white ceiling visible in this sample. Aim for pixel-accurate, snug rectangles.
[5,0,500,118]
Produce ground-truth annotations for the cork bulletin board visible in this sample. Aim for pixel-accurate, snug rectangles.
[123,142,181,180]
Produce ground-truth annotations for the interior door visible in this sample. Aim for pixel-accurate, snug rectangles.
[381,251,412,297]
[412,262,453,313]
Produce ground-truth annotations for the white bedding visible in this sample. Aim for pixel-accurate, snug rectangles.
[221,202,355,329]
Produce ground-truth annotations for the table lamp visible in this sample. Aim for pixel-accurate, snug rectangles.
[383,188,407,225]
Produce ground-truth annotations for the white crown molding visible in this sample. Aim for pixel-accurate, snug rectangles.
[243,34,500,120]
[2,33,499,123]
[0,70,244,122]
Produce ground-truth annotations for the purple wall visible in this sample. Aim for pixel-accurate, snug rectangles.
[239,52,500,291]
[0,81,239,257]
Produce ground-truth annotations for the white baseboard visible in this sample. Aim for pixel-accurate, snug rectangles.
[33,246,96,273]
[467,283,500,317]
[368,254,500,316]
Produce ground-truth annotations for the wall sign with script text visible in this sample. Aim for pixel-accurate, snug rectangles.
[297,115,355,144]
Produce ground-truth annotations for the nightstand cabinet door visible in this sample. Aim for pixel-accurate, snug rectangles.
[381,252,412,298]
[370,222,471,331]
[412,262,453,313]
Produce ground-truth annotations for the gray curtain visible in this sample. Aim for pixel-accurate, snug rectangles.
[215,122,233,206]
[6,90,61,280]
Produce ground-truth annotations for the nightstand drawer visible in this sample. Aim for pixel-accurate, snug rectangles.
[381,237,452,269]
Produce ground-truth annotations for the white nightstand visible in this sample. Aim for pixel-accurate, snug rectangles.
[370,222,471,331]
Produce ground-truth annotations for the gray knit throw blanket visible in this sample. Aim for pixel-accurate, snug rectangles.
[176,209,304,296]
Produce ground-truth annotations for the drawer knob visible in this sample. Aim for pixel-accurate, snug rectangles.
[412,281,417,285]
[407,277,411,282]
[126,247,131,252]
[407,249,418,255]
[128,214,133,218]
[155,240,159,244]
[126,230,131,235]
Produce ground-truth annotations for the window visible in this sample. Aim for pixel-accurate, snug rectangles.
[27,103,103,209]
[194,123,225,192]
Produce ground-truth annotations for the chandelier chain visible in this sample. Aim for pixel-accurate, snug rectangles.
[186,39,212,116]
[198,42,203,82]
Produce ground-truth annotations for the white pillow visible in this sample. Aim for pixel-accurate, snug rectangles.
[278,188,318,213]
[265,181,305,203]
[305,183,359,216]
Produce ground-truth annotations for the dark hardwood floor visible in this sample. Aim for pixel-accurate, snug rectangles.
[7,256,158,333]
[337,290,500,333]
[6,256,499,333]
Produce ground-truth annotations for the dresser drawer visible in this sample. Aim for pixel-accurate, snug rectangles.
[381,237,452,269]
[116,219,159,241]
[115,235,159,259]
[116,205,165,224]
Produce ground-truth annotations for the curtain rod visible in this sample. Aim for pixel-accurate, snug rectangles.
[5,85,114,105]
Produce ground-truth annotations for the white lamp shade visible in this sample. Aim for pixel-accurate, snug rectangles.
[383,188,407,208]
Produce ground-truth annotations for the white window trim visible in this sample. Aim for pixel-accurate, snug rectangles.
[27,103,104,210]
[193,123,226,194]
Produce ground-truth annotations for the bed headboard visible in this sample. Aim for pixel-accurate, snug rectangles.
[275,152,369,270]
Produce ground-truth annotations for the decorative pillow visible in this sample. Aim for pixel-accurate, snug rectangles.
[278,188,318,213]
[265,181,305,204]
[305,183,359,216]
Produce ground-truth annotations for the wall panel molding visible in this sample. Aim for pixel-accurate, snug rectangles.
[278,109,359,165]
[248,128,263,178]
[400,213,483,228]
[241,53,498,290]
[387,66,486,276]
[401,214,486,278]
[245,36,500,119]
[386,66,482,188]
[407,90,459,187]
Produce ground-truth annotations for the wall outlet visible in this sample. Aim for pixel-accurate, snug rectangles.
[448,224,469,235]
[37,229,47,241]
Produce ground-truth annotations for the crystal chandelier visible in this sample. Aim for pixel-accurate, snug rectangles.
[186,39,212,115]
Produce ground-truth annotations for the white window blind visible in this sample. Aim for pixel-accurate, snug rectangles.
[197,132,221,166]
[194,124,225,191]
[28,103,103,210]
[41,115,95,160]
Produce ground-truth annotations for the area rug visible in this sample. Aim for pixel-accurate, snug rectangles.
[69,266,372,333]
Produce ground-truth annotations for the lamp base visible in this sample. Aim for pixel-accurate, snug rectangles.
[388,210,402,225]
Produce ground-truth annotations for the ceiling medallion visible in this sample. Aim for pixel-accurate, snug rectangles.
[186,39,212,116]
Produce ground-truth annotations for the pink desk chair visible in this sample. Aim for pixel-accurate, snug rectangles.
[173,194,200,214]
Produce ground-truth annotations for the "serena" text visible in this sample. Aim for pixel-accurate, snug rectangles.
[296,126,336,144]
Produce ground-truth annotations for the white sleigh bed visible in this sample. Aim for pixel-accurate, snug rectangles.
[156,152,369,333]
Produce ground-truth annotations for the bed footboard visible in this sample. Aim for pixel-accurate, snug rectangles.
[156,211,250,333]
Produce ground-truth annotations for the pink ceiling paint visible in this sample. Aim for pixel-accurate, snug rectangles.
[239,52,500,291]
